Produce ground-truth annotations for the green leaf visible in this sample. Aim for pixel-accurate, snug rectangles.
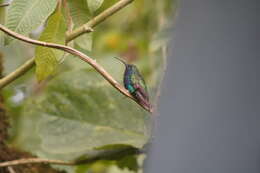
[67,0,93,51]
[87,0,105,14]
[5,0,57,44]
[67,0,91,27]
[12,69,151,161]
[35,8,67,81]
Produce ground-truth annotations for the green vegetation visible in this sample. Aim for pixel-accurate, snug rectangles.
[0,0,177,172]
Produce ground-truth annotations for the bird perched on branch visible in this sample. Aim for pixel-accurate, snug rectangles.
[114,57,152,112]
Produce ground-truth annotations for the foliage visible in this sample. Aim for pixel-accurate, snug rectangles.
[13,69,151,161]
[0,0,177,172]
[5,0,57,44]
[35,7,67,81]
[87,0,104,14]
[67,0,93,51]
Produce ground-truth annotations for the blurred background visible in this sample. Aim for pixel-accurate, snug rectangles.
[147,0,259,173]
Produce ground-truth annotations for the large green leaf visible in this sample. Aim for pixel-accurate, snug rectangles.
[12,68,151,162]
[35,8,67,81]
[5,0,57,44]
[67,0,92,51]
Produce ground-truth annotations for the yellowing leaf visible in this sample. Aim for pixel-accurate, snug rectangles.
[35,8,67,81]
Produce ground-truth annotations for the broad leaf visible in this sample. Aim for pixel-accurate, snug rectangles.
[67,0,93,51]
[5,0,57,44]
[35,8,67,81]
[87,0,105,13]
[12,69,151,162]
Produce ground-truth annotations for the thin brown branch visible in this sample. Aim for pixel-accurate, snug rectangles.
[7,166,16,173]
[0,158,74,167]
[0,24,151,112]
[0,147,141,168]
[66,0,134,42]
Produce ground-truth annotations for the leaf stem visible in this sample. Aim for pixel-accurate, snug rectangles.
[66,0,134,42]
[0,58,35,88]
[0,24,151,112]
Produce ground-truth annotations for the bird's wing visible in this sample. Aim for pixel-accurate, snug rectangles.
[131,66,149,100]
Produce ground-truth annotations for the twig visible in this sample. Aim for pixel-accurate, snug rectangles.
[0,58,35,88]
[0,158,74,167]
[0,147,141,168]
[0,3,10,7]
[0,24,151,112]
[7,166,16,173]
[66,0,134,42]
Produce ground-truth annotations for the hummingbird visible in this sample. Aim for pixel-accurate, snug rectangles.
[114,57,152,112]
